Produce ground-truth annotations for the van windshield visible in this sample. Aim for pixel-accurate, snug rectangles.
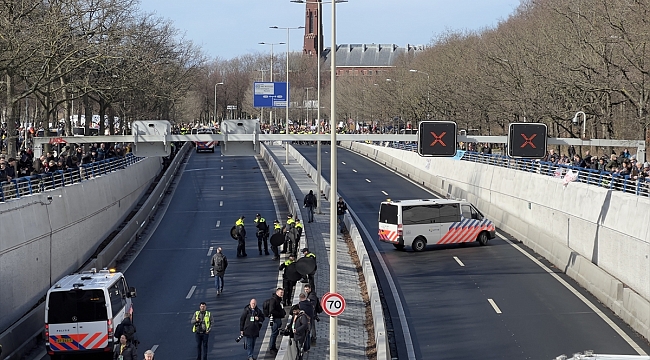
[48,289,107,324]
[379,203,398,224]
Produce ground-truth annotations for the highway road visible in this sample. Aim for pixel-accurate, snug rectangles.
[294,144,650,360]
[37,147,285,360]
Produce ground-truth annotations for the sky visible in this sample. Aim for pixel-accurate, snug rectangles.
[135,0,522,60]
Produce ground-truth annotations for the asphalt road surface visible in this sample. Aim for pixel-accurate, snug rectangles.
[38,147,284,360]
[294,144,650,360]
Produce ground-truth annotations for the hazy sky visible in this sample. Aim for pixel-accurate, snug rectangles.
[136,0,521,60]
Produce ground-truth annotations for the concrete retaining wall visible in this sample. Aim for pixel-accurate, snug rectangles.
[344,141,650,341]
[0,157,161,334]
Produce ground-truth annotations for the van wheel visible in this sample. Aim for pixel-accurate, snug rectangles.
[393,244,405,251]
[478,232,489,246]
[412,237,426,252]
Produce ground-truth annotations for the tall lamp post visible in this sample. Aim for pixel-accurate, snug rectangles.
[572,111,587,138]
[305,87,314,126]
[259,42,285,127]
[270,25,304,164]
[214,82,224,127]
[409,69,430,119]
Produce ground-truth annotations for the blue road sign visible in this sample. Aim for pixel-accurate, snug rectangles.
[253,82,289,108]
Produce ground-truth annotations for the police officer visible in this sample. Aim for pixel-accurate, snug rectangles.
[272,220,282,260]
[281,214,295,254]
[235,215,247,257]
[300,248,317,289]
[254,214,270,256]
[279,255,296,306]
[291,219,304,257]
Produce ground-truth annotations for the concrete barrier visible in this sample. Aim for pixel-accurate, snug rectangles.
[344,141,650,341]
[286,144,390,360]
[0,145,189,360]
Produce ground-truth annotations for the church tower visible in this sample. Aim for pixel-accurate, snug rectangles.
[303,0,323,56]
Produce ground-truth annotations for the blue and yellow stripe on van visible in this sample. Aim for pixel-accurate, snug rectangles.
[49,333,108,351]
[437,219,495,244]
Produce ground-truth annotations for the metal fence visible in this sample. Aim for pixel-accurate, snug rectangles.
[381,141,650,197]
[0,153,143,203]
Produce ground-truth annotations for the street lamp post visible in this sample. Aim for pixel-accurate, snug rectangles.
[259,42,285,127]
[409,69,430,119]
[214,82,224,126]
[329,1,338,358]
[270,25,304,164]
[305,87,314,126]
[572,111,587,138]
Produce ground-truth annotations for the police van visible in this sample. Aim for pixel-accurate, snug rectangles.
[191,127,218,152]
[45,268,136,359]
[378,199,496,251]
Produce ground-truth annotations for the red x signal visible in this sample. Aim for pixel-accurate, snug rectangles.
[520,133,537,148]
[430,131,447,146]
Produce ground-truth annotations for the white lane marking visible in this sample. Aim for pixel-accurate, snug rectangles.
[151,344,159,353]
[342,161,346,165]
[497,233,647,355]
[221,166,223,170]
[453,256,465,267]
[365,178,371,183]
[353,169,358,173]
[351,207,417,360]
[381,191,388,196]
[254,156,286,360]
[216,220,221,228]
[221,159,223,162]
[207,247,213,256]
[220,201,223,207]
[186,286,197,299]
[221,175,223,179]
[221,186,224,191]
[488,299,502,314]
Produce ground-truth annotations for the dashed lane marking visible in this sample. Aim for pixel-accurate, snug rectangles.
[488,299,502,314]
[207,247,213,256]
[381,191,388,196]
[365,178,371,183]
[454,256,465,267]
[186,286,196,299]
[216,220,220,228]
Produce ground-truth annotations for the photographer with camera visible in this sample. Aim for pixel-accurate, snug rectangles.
[264,288,286,354]
[287,305,310,359]
[239,298,265,360]
[191,302,213,360]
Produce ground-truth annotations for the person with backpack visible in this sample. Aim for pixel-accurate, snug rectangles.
[304,284,321,344]
[254,214,270,256]
[263,288,286,354]
[114,312,138,346]
[303,190,317,223]
[211,247,228,295]
[288,305,310,359]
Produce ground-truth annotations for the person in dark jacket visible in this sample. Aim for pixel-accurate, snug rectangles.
[254,214,270,256]
[113,335,137,360]
[211,247,228,295]
[303,190,317,223]
[239,299,265,360]
[235,215,247,257]
[114,312,138,345]
[268,288,286,354]
[288,305,310,355]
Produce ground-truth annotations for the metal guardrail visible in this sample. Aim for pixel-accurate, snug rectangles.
[382,142,650,197]
[0,154,143,203]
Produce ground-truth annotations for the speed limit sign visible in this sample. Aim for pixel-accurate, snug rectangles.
[321,292,346,317]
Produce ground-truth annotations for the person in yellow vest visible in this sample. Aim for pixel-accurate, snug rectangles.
[254,213,270,256]
[281,214,295,254]
[300,248,317,289]
[291,219,303,257]
[191,302,213,360]
[113,334,137,360]
[272,220,282,260]
[279,255,296,306]
[235,215,247,257]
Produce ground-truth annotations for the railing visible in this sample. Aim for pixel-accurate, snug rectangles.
[380,141,650,197]
[0,153,143,203]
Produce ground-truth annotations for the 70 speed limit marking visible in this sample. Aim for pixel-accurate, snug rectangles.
[321,292,346,317]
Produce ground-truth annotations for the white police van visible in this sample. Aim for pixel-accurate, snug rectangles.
[378,199,496,251]
[45,268,136,359]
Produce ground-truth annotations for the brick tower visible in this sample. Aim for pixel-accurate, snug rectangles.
[303,0,323,56]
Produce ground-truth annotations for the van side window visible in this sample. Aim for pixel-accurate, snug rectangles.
[461,205,472,219]
[438,204,461,223]
[470,206,483,220]
[403,205,437,225]
[108,282,125,318]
